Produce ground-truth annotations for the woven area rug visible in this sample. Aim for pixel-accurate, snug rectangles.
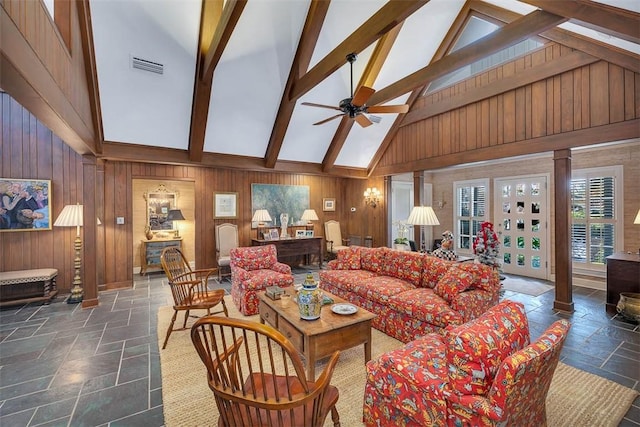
[502,274,555,297]
[159,296,637,426]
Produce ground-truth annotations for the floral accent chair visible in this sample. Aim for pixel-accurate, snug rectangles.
[363,300,571,426]
[230,245,294,315]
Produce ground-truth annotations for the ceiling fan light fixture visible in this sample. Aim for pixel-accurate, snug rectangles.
[302,53,409,128]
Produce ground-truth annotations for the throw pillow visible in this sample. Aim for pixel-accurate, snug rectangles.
[433,265,474,302]
[456,262,501,293]
[335,245,361,270]
[444,300,530,396]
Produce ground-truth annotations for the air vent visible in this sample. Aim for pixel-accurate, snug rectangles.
[131,56,164,75]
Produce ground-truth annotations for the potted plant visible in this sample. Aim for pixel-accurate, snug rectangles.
[393,221,410,251]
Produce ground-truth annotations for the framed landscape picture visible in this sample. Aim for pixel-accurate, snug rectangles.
[0,178,52,231]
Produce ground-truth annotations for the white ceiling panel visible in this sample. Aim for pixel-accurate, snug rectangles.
[91,0,201,149]
[203,1,310,157]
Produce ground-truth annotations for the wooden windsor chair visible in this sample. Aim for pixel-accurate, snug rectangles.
[160,247,228,349]
[191,316,341,427]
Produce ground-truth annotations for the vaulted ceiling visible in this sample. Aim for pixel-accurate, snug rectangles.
[85,0,639,178]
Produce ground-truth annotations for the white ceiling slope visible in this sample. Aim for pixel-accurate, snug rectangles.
[89,0,640,172]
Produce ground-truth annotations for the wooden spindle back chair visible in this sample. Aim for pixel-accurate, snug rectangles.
[191,316,341,427]
[160,247,228,349]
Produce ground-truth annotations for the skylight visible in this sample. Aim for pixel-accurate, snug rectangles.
[425,16,543,94]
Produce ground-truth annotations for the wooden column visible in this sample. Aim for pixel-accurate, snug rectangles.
[82,155,99,308]
[553,149,574,312]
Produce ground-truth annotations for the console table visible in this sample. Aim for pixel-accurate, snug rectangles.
[252,237,323,268]
[140,238,182,275]
[605,253,640,309]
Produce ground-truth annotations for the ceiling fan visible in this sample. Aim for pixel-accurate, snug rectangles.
[302,53,409,128]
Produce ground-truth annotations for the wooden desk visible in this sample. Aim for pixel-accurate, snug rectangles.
[605,253,640,309]
[252,237,323,268]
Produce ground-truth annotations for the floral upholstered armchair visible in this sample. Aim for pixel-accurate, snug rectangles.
[363,300,570,426]
[230,245,294,315]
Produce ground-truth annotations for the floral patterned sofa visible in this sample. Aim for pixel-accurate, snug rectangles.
[318,246,501,343]
[230,245,294,315]
[362,300,570,426]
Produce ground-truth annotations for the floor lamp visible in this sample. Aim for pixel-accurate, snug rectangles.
[54,203,84,304]
[407,206,440,252]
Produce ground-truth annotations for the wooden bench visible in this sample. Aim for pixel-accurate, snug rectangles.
[0,268,58,307]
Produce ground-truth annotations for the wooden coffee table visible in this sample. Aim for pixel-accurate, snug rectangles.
[258,288,376,380]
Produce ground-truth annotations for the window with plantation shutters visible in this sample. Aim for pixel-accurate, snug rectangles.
[571,166,622,271]
[455,180,488,252]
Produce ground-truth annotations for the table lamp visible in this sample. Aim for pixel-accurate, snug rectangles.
[53,203,84,304]
[407,206,440,252]
[166,209,185,238]
[252,209,272,239]
[301,209,319,231]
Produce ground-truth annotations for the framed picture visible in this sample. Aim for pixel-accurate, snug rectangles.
[214,192,238,219]
[305,230,314,238]
[263,231,271,241]
[323,198,335,212]
[0,178,52,231]
[269,228,280,240]
[295,229,305,238]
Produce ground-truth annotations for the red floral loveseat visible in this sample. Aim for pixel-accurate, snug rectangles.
[319,246,501,343]
[363,300,570,426]
[230,245,294,315]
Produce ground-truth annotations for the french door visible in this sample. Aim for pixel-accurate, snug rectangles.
[494,175,549,279]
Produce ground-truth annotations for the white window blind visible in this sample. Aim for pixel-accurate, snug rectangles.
[455,180,488,251]
[571,167,621,270]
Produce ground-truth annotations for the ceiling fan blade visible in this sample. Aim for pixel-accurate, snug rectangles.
[302,102,341,111]
[366,104,409,114]
[313,114,345,125]
[355,114,373,128]
[351,86,375,107]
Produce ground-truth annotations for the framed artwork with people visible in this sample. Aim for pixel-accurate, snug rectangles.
[0,178,52,231]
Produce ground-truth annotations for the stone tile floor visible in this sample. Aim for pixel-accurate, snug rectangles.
[0,269,638,426]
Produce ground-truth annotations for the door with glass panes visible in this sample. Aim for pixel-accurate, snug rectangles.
[494,175,549,279]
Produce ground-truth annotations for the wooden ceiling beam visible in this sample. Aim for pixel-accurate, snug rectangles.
[264,0,331,168]
[367,1,473,176]
[100,142,368,178]
[76,0,104,154]
[520,0,640,44]
[322,24,403,172]
[401,49,598,127]
[472,1,640,73]
[372,119,640,177]
[367,10,567,107]
[289,0,429,101]
[188,0,246,163]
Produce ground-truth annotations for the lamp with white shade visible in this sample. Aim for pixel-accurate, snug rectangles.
[301,209,319,231]
[406,206,440,252]
[252,209,272,239]
[53,203,84,304]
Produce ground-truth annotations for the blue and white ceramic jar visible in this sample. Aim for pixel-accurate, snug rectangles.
[298,272,322,320]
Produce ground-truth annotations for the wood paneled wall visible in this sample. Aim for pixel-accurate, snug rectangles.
[99,161,385,287]
[1,91,385,293]
[0,92,85,293]
[377,43,640,174]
